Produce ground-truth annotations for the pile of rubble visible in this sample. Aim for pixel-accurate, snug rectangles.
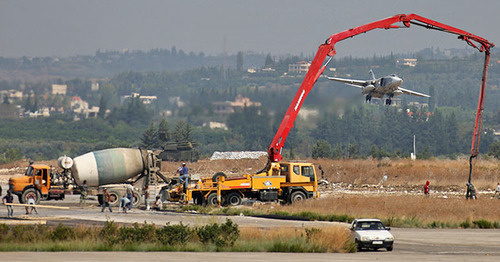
[210,151,268,160]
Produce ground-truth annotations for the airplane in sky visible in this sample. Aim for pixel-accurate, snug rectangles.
[327,70,430,105]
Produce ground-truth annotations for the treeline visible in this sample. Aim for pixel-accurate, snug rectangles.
[309,105,497,159]
[1,105,499,164]
[0,116,142,163]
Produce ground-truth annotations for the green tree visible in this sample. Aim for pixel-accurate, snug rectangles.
[236,51,244,72]
[2,95,9,104]
[264,53,274,68]
[185,122,194,142]
[141,122,158,149]
[173,120,187,142]
[347,144,359,159]
[108,97,152,126]
[311,140,331,159]
[227,107,272,150]
[428,86,436,112]
[488,141,500,158]
[98,96,107,119]
[158,119,171,146]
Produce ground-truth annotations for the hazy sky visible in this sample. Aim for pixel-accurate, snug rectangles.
[0,0,498,58]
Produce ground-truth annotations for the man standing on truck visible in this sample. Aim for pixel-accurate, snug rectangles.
[80,180,88,206]
[2,190,14,217]
[178,163,189,192]
[101,188,112,213]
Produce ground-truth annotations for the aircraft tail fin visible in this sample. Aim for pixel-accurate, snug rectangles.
[369,70,376,80]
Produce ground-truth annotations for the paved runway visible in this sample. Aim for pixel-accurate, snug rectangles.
[0,195,499,261]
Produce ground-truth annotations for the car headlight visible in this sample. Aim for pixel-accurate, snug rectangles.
[385,237,394,241]
[361,236,371,241]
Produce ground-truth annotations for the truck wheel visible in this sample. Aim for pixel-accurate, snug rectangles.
[212,172,227,182]
[224,192,242,206]
[290,191,306,204]
[132,190,141,207]
[205,193,218,206]
[22,188,41,204]
[108,190,121,206]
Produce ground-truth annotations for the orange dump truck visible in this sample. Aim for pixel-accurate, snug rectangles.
[8,164,68,204]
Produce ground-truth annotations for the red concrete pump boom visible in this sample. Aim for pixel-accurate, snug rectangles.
[268,14,494,176]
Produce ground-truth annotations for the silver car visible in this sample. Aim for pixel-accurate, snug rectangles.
[351,218,394,251]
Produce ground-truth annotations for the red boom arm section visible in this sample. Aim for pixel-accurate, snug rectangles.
[268,13,494,163]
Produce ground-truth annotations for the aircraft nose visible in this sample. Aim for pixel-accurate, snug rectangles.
[395,77,403,85]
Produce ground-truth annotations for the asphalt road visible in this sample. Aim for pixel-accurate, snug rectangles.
[0,195,499,261]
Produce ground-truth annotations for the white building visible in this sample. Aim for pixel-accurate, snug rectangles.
[52,84,67,95]
[396,58,418,67]
[288,61,311,74]
[212,94,261,115]
[121,92,158,105]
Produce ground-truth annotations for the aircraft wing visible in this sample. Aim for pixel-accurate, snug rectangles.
[398,87,430,98]
[327,76,367,88]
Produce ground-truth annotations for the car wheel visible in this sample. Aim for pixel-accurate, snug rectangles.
[356,240,362,252]
[387,245,393,251]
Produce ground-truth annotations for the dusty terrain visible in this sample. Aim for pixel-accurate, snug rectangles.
[2,157,499,196]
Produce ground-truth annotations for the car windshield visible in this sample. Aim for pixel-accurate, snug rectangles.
[356,221,386,230]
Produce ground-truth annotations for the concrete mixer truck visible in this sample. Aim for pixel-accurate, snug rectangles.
[8,148,169,206]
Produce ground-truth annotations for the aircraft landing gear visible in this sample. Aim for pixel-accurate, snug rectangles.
[365,95,372,102]
[385,98,392,105]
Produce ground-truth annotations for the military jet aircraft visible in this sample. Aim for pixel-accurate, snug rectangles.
[327,70,430,105]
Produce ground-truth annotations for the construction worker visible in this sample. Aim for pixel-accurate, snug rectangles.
[144,186,150,210]
[25,194,38,215]
[466,182,477,200]
[178,163,189,191]
[126,183,135,210]
[152,195,162,211]
[2,190,14,217]
[424,181,430,198]
[492,183,500,199]
[101,188,112,213]
[80,180,88,206]
[119,197,131,213]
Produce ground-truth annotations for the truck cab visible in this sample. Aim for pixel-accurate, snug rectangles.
[9,164,65,204]
[277,162,319,202]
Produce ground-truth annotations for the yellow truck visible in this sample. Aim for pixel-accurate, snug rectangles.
[166,161,319,205]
